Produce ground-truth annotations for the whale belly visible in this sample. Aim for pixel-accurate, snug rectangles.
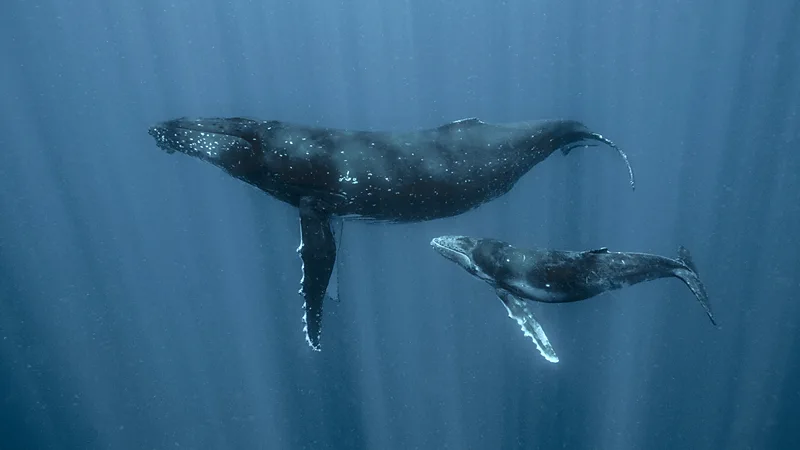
[508,279,569,303]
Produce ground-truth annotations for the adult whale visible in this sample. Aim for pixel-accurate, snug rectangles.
[430,236,715,363]
[148,116,636,350]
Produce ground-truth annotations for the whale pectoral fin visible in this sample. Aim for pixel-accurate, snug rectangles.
[495,289,559,363]
[297,197,338,351]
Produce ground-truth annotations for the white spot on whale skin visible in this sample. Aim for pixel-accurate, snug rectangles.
[339,170,358,184]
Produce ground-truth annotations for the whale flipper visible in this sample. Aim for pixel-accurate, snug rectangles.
[297,197,337,351]
[496,288,559,363]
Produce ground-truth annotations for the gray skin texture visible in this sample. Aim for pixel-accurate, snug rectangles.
[430,235,715,362]
[148,117,635,351]
[430,236,716,325]
[148,117,633,222]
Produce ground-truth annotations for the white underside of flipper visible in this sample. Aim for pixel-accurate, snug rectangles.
[296,223,321,351]
[496,288,559,363]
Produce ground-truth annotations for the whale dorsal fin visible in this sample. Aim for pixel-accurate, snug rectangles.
[438,118,484,131]
[586,247,609,254]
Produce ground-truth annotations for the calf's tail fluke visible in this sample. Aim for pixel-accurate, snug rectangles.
[673,246,717,326]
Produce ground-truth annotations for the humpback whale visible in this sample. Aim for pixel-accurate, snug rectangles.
[148,117,636,350]
[430,236,715,363]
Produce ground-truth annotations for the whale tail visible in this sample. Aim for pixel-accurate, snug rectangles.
[560,124,636,191]
[673,246,717,326]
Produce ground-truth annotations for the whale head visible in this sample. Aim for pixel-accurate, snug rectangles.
[430,235,493,281]
[148,117,262,168]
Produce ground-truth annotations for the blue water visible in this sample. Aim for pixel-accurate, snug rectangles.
[1,0,799,449]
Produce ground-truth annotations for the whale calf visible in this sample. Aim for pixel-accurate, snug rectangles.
[430,236,714,362]
[148,117,635,350]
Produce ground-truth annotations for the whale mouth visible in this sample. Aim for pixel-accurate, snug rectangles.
[148,126,176,154]
[430,236,479,269]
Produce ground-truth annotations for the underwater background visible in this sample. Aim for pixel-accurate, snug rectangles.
[1,0,799,449]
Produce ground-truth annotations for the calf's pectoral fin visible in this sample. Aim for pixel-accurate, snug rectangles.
[495,288,559,363]
[297,197,338,351]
